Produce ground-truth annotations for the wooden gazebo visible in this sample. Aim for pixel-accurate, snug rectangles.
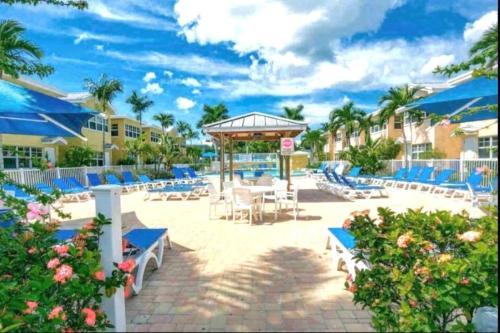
[203,112,308,190]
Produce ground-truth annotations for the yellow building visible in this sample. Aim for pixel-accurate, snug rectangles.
[324,72,498,161]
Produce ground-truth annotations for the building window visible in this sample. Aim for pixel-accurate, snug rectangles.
[394,115,403,129]
[335,133,342,142]
[350,130,360,139]
[84,116,108,132]
[125,124,141,138]
[404,111,427,125]
[90,152,104,166]
[370,122,387,133]
[111,124,119,137]
[411,143,432,160]
[1,146,43,169]
[478,136,498,159]
[151,132,161,143]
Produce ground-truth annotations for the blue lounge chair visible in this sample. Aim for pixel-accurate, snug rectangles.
[1,184,35,201]
[172,167,190,184]
[338,174,389,199]
[417,169,455,192]
[122,171,143,188]
[469,177,498,207]
[398,166,434,189]
[105,174,138,192]
[34,182,54,195]
[254,170,265,178]
[138,174,172,188]
[52,178,91,202]
[65,177,89,191]
[346,166,362,182]
[145,184,200,201]
[186,167,208,184]
[367,167,408,185]
[326,228,368,280]
[437,172,483,191]
[87,173,103,187]
[389,166,421,187]
[234,170,244,180]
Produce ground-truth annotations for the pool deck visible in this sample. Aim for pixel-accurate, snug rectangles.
[60,177,484,332]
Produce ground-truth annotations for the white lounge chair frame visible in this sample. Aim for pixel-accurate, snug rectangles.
[326,232,369,280]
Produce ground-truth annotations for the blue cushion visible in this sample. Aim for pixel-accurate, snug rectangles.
[328,227,356,250]
[123,228,167,250]
[55,229,79,241]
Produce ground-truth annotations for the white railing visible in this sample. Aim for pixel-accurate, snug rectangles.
[324,159,498,186]
[1,164,162,187]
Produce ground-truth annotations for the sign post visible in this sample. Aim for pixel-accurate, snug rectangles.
[280,138,294,190]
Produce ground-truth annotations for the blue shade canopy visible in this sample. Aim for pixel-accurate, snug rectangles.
[408,77,498,119]
[0,80,97,138]
[201,151,217,158]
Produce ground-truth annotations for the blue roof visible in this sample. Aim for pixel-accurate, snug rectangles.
[0,80,97,137]
[409,77,498,118]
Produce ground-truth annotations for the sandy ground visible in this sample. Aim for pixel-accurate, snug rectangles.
[58,176,485,332]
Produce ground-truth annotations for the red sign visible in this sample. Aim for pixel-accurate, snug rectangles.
[280,138,294,155]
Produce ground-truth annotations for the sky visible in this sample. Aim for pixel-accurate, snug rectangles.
[0,0,498,142]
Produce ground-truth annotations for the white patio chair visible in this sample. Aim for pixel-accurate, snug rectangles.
[208,183,229,220]
[232,188,258,225]
[275,183,299,221]
[256,174,273,186]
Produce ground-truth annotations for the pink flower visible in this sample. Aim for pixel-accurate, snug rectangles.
[54,264,73,284]
[126,274,135,287]
[343,218,352,229]
[81,308,96,326]
[52,244,69,256]
[83,222,95,230]
[348,283,357,293]
[24,301,38,314]
[124,286,132,298]
[397,232,413,248]
[47,258,60,269]
[346,274,353,283]
[458,231,481,242]
[27,247,37,254]
[117,259,136,273]
[94,271,105,281]
[26,202,49,221]
[48,306,65,320]
[459,278,470,285]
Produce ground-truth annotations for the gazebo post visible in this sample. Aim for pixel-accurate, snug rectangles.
[229,138,234,181]
[220,134,225,192]
[279,154,284,180]
[285,155,291,191]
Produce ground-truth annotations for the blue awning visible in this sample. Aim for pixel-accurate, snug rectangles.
[201,151,217,158]
[407,77,498,119]
[0,80,97,138]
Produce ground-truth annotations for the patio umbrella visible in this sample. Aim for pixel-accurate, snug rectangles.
[405,77,498,122]
[201,151,217,159]
[0,80,97,140]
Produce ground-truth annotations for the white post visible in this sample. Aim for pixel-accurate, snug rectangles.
[56,167,61,179]
[93,185,126,332]
[83,167,89,187]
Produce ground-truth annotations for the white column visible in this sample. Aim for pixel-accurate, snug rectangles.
[93,185,126,332]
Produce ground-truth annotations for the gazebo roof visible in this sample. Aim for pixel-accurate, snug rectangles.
[203,112,307,141]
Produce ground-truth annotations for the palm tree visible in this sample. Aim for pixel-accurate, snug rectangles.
[301,129,326,163]
[435,23,498,78]
[153,113,175,134]
[176,120,191,144]
[328,102,366,148]
[378,85,422,167]
[158,134,181,170]
[358,114,375,145]
[282,105,305,121]
[0,20,54,79]
[185,127,199,146]
[84,74,123,164]
[126,91,154,128]
[197,103,229,129]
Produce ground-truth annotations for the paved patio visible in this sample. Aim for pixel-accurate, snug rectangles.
[61,176,482,332]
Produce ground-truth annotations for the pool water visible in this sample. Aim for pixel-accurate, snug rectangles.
[204,169,306,178]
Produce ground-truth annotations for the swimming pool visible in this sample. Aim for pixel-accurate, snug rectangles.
[204,169,306,178]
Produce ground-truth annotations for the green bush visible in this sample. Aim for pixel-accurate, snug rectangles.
[340,138,401,175]
[0,172,131,332]
[61,146,96,167]
[345,207,498,332]
[419,149,447,160]
[375,138,401,160]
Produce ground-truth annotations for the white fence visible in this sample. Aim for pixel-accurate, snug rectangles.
[1,164,162,187]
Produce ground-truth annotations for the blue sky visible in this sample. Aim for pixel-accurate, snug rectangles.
[0,0,497,140]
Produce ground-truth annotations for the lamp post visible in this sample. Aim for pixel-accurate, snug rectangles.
[100,113,107,166]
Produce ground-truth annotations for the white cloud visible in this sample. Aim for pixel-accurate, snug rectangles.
[192,89,201,95]
[463,10,498,44]
[143,72,157,82]
[105,50,249,77]
[164,70,174,78]
[420,54,456,75]
[176,97,196,110]
[141,83,164,94]
[95,45,104,51]
[73,30,139,45]
[181,77,202,87]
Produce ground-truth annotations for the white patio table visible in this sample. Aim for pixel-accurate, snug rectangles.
[237,185,275,222]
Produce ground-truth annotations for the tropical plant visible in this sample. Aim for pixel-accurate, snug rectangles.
[0,0,88,9]
[157,135,182,171]
[328,102,366,148]
[378,85,422,167]
[0,172,131,332]
[197,103,229,129]
[339,139,386,175]
[419,149,447,160]
[61,146,96,167]
[124,133,150,166]
[435,24,498,79]
[345,207,498,332]
[185,127,199,146]
[282,104,305,121]
[358,114,375,145]
[153,113,175,134]
[0,20,54,79]
[84,74,122,115]
[301,129,326,163]
[374,138,401,160]
[176,121,191,140]
[126,91,154,128]
[186,146,202,164]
